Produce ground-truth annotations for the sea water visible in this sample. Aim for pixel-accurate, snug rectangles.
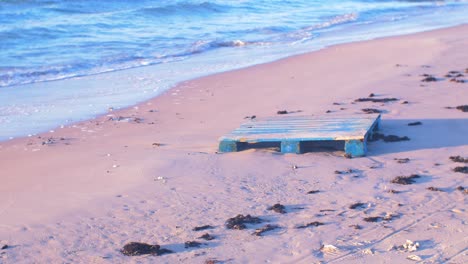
[1,0,468,140]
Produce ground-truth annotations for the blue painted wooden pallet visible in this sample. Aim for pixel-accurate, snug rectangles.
[219,114,381,157]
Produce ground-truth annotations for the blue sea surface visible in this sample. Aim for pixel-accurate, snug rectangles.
[1,0,468,140]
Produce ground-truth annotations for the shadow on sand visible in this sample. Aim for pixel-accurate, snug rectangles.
[368,118,468,156]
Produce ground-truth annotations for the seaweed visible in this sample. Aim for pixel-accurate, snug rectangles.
[225,214,263,230]
[391,174,421,185]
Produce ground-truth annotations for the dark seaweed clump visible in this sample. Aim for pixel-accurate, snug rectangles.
[252,224,280,236]
[121,242,173,256]
[456,105,468,112]
[184,241,203,248]
[268,203,286,214]
[391,174,421,185]
[225,214,263,230]
[371,133,410,142]
[449,156,468,163]
[349,202,366,210]
[427,186,443,192]
[362,108,382,114]
[395,158,410,164]
[192,225,215,231]
[277,110,288,115]
[421,75,437,82]
[355,97,399,103]
[198,233,215,241]
[453,166,468,174]
[363,216,382,222]
[296,222,324,229]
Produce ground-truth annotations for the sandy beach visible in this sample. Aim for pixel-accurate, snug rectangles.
[1,25,467,263]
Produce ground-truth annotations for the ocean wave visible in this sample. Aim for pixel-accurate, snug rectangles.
[139,1,229,17]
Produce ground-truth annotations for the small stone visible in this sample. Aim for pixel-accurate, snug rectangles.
[198,233,215,241]
[320,244,338,254]
[184,241,203,248]
[267,203,286,214]
[407,255,422,261]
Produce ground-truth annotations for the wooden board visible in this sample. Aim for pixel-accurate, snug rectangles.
[219,114,381,157]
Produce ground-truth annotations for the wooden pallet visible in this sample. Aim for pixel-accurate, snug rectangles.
[218,114,381,157]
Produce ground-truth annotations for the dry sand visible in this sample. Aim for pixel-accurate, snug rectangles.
[0,25,467,263]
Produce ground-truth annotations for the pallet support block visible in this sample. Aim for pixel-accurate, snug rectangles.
[219,140,238,152]
[345,139,367,157]
[281,141,302,154]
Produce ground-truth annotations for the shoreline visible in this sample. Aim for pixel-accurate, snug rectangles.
[1,25,467,263]
[1,23,467,142]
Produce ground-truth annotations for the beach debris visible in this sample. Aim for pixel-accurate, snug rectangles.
[277,110,288,115]
[453,166,468,174]
[387,189,401,194]
[349,202,367,210]
[407,121,422,126]
[450,156,468,163]
[395,158,410,164]
[362,248,374,255]
[450,78,465,83]
[267,203,286,214]
[369,93,375,97]
[204,259,221,264]
[456,186,468,195]
[320,244,339,254]
[362,108,382,114]
[198,233,215,241]
[307,190,320,194]
[42,137,56,145]
[355,97,398,103]
[252,224,280,236]
[456,105,468,112]
[391,174,421,185]
[244,115,256,119]
[407,255,422,261]
[427,186,443,192]
[225,214,263,230]
[394,240,420,252]
[120,242,173,256]
[326,110,332,113]
[184,241,203,248]
[334,169,355,174]
[383,212,400,221]
[371,133,410,142]
[193,225,215,231]
[421,75,437,82]
[349,224,362,230]
[296,221,324,229]
[445,71,464,78]
[108,116,143,123]
[1,244,8,250]
[344,153,353,159]
[152,142,163,147]
[363,216,382,223]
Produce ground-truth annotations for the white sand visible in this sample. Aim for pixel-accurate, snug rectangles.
[0,25,467,263]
